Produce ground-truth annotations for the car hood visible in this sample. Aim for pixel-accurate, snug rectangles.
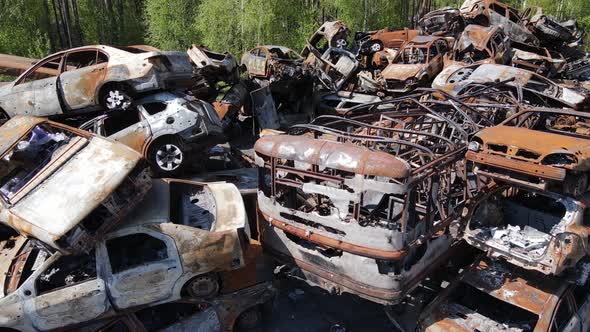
[9,137,142,241]
[381,64,426,81]
[477,126,589,155]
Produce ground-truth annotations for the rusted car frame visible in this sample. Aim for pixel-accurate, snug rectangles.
[0,116,151,254]
[301,21,350,58]
[241,45,305,82]
[459,0,540,46]
[255,102,472,304]
[419,7,465,37]
[418,258,590,331]
[466,107,590,196]
[447,24,511,67]
[511,41,566,78]
[433,63,590,110]
[461,183,590,276]
[0,178,248,331]
[382,36,452,93]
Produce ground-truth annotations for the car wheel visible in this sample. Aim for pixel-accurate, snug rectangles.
[148,137,186,176]
[101,85,133,110]
[236,305,263,330]
[186,273,219,299]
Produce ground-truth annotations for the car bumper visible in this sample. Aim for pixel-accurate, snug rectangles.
[466,150,566,181]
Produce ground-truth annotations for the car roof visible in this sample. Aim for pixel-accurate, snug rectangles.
[461,258,566,315]
[0,116,47,154]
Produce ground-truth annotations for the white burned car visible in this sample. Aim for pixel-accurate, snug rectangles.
[79,92,224,176]
[0,179,247,332]
[0,117,151,254]
[0,45,192,124]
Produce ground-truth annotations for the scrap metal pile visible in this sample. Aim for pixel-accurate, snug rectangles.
[1,0,590,331]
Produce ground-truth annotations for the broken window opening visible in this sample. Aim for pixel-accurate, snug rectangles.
[36,250,97,295]
[102,108,141,136]
[21,55,63,83]
[106,233,168,274]
[142,102,168,115]
[169,182,216,230]
[449,281,538,331]
[0,124,76,201]
[64,50,101,71]
[395,46,428,64]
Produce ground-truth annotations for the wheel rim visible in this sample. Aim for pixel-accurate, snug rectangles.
[370,43,382,52]
[105,90,128,109]
[189,277,218,298]
[155,144,183,171]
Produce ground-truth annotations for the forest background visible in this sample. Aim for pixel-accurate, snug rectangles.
[1,0,589,59]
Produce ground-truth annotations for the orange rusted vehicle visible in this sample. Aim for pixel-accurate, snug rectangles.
[466,107,590,196]
[381,36,452,93]
[446,24,511,67]
[418,257,590,331]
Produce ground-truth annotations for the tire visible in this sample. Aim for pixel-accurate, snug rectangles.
[235,305,263,330]
[147,136,187,177]
[0,109,10,127]
[186,273,219,299]
[100,84,133,110]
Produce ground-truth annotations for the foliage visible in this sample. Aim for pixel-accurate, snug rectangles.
[0,0,589,60]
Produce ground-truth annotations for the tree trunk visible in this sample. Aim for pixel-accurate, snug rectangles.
[104,0,117,43]
[44,0,57,52]
[72,0,84,45]
[51,0,66,49]
[117,0,124,43]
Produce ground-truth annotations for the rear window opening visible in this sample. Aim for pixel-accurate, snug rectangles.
[447,282,538,331]
[0,124,78,201]
[169,182,216,231]
[469,188,567,258]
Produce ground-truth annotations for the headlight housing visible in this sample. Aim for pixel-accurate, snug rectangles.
[468,140,482,152]
[542,153,578,167]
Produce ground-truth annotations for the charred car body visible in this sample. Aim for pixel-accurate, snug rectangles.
[0,116,151,254]
[447,25,511,67]
[79,92,224,176]
[254,99,474,305]
[0,178,248,331]
[381,36,452,93]
[466,108,590,196]
[433,63,590,110]
[418,258,590,331]
[241,45,306,82]
[0,45,192,121]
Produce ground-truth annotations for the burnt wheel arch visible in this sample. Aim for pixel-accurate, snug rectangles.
[98,82,135,111]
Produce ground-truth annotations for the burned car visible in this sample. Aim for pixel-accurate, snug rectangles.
[447,25,511,67]
[301,20,350,57]
[240,45,305,82]
[79,92,224,176]
[187,45,239,100]
[355,28,420,57]
[381,36,452,93]
[418,7,465,37]
[466,107,590,196]
[459,0,540,46]
[462,184,589,276]
[0,45,193,121]
[522,6,585,49]
[0,116,150,254]
[510,41,566,78]
[255,104,473,305]
[433,64,590,110]
[0,178,248,332]
[418,258,590,331]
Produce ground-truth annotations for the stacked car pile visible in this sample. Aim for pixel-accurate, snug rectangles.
[250,0,590,330]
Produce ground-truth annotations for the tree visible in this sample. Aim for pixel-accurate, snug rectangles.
[145,0,201,50]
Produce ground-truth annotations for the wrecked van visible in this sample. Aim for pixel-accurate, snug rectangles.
[0,116,151,254]
[0,178,247,331]
[254,108,470,305]
[418,258,590,332]
[466,108,590,196]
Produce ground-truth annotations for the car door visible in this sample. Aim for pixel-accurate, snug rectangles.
[3,54,63,117]
[26,251,111,331]
[101,107,151,152]
[102,228,183,310]
[59,49,108,111]
[550,292,581,332]
[29,54,66,117]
